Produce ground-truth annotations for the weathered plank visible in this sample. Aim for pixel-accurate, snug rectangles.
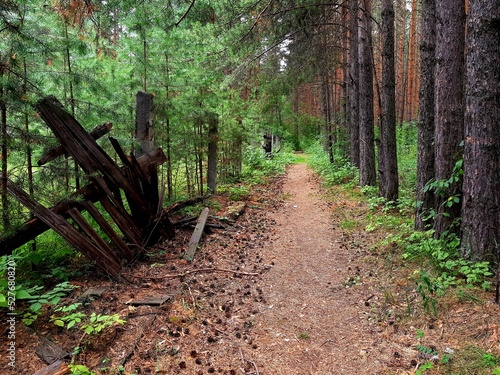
[37,122,112,166]
[35,336,69,365]
[82,201,134,261]
[166,196,207,214]
[0,149,167,255]
[109,136,174,242]
[97,192,143,248]
[33,360,70,375]
[68,208,121,265]
[6,179,122,279]
[183,207,210,262]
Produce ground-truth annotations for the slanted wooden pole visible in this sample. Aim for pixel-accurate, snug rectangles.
[6,179,122,279]
[0,149,167,256]
[183,207,210,262]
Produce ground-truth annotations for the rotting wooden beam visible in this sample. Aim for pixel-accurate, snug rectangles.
[35,97,152,220]
[109,136,174,243]
[6,179,123,279]
[37,122,112,166]
[32,360,70,375]
[0,149,167,255]
[183,207,210,262]
[82,201,134,261]
[68,207,121,265]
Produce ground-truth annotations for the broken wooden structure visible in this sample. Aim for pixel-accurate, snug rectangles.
[1,94,175,279]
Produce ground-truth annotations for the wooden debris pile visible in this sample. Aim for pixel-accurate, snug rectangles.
[2,95,175,279]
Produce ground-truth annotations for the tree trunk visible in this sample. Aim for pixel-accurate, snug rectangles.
[207,113,218,194]
[405,0,419,122]
[415,0,436,230]
[24,58,36,251]
[395,0,407,126]
[348,0,360,168]
[461,0,500,262]
[0,62,9,232]
[64,23,80,190]
[379,0,399,201]
[165,54,173,200]
[433,0,465,237]
[358,0,376,186]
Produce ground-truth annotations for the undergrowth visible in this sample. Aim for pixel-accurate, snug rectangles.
[307,136,498,374]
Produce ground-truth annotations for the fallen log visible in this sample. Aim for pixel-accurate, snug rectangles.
[183,207,209,262]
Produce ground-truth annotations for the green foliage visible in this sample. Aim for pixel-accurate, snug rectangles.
[400,231,493,292]
[241,146,295,184]
[306,143,358,186]
[226,185,250,201]
[0,279,77,325]
[297,332,310,340]
[1,232,80,286]
[415,361,434,375]
[50,303,86,329]
[25,282,77,312]
[81,313,125,335]
[424,159,463,199]
[68,364,95,375]
[397,122,418,196]
[414,270,438,316]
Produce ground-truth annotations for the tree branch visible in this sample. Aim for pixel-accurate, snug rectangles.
[175,0,196,27]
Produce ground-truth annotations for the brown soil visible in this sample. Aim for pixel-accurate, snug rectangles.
[2,162,500,375]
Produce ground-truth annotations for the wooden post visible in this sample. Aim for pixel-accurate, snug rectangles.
[135,91,154,156]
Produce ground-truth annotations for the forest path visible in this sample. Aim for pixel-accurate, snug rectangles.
[249,162,391,374]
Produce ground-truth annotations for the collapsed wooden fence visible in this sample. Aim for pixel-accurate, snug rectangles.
[1,94,175,280]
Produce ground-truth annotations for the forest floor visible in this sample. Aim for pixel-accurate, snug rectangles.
[2,160,500,375]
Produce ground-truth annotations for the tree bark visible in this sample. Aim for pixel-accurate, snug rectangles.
[358,0,376,186]
[379,0,399,201]
[415,0,436,230]
[405,0,419,122]
[207,113,218,194]
[349,0,360,168]
[0,62,9,232]
[433,0,465,237]
[461,0,500,262]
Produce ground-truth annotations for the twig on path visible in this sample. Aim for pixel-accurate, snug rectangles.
[123,267,259,280]
[320,338,335,347]
[239,348,260,375]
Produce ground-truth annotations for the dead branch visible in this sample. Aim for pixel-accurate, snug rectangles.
[123,267,259,280]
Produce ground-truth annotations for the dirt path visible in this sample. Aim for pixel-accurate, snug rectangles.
[249,163,390,374]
